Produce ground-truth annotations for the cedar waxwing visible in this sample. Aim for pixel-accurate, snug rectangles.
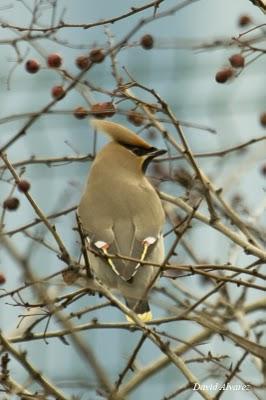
[78,120,166,322]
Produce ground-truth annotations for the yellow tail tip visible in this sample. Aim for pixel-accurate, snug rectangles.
[126,311,152,323]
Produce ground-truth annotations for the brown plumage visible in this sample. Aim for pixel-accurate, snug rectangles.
[78,119,166,322]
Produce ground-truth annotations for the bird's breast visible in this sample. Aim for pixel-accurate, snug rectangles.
[79,169,165,241]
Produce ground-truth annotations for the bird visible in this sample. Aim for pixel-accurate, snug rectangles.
[78,119,166,322]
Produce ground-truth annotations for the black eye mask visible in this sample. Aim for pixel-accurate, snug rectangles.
[120,142,157,156]
[119,142,166,172]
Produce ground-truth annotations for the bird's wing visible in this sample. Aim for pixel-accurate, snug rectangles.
[88,218,159,282]
[78,178,164,282]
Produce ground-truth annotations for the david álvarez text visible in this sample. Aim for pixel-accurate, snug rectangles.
[193,383,250,391]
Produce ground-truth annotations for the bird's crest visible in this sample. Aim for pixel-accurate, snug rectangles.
[91,119,151,149]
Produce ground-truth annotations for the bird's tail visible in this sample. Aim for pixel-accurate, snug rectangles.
[125,298,152,323]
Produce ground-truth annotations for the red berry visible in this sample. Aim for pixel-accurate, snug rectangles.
[25,59,40,74]
[91,104,106,119]
[0,273,6,285]
[3,197,20,211]
[127,111,145,126]
[238,15,252,27]
[51,85,65,100]
[75,55,91,70]
[47,53,62,68]
[73,106,88,119]
[140,34,154,50]
[101,102,116,118]
[215,68,233,84]
[259,112,266,128]
[91,102,116,119]
[229,54,245,68]
[17,180,31,193]
[89,49,105,63]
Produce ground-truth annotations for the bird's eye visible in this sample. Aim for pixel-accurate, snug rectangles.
[121,143,157,157]
[133,146,157,156]
[119,141,158,157]
[131,147,150,156]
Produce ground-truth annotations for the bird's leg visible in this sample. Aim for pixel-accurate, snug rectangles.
[94,241,115,268]
[132,236,157,275]
[94,240,124,279]
[140,236,156,261]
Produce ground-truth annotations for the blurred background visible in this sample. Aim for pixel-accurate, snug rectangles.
[0,0,265,399]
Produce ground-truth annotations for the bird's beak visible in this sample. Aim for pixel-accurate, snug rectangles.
[149,148,167,158]
[142,148,167,173]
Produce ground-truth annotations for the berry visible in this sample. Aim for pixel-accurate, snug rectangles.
[47,53,62,68]
[127,111,145,126]
[259,112,266,128]
[25,59,40,74]
[51,85,65,100]
[215,68,233,84]
[89,49,105,63]
[140,34,154,50]
[73,106,88,119]
[17,180,31,193]
[238,15,252,27]
[91,102,116,119]
[101,102,116,117]
[0,273,6,285]
[229,54,245,68]
[75,55,91,70]
[3,197,20,211]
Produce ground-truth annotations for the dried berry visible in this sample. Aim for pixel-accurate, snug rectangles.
[3,197,20,211]
[229,54,245,68]
[89,49,105,63]
[238,14,252,27]
[91,102,116,119]
[47,53,62,68]
[75,55,91,70]
[0,273,6,285]
[259,112,266,128]
[127,111,145,126]
[17,180,31,193]
[140,34,154,50]
[51,85,65,100]
[215,68,233,83]
[25,59,40,74]
[73,106,89,119]
[102,102,116,117]
[91,104,106,119]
